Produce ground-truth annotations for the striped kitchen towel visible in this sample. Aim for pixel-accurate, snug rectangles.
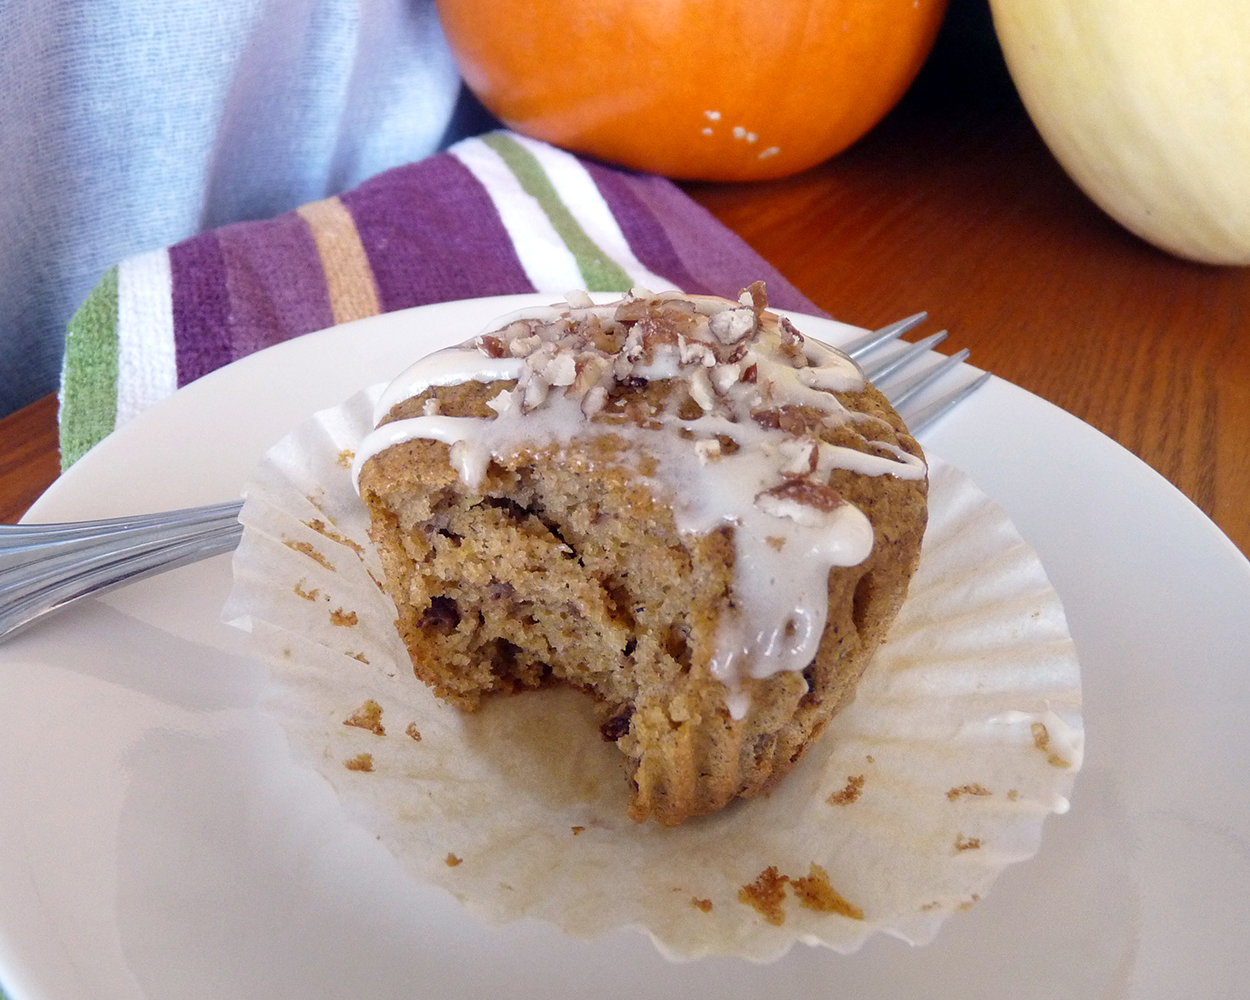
[59,130,822,468]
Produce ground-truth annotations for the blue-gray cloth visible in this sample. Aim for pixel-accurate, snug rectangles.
[0,0,467,417]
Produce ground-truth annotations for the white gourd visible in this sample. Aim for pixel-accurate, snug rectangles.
[989,0,1250,265]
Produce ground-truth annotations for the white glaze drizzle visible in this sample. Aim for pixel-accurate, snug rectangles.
[372,349,525,426]
[353,289,926,718]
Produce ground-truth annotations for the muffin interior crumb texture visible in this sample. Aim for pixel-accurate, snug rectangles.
[357,284,927,825]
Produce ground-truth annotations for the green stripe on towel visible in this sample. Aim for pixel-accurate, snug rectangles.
[59,265,120,469]
[480,133,634,292]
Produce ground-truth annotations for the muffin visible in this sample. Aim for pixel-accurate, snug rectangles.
[353,284,927,825]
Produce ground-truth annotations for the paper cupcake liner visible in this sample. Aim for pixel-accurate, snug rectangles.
[223,387,1083,962]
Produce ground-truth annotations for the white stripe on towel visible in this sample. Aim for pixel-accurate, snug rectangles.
[116,247,177,428]
[449,137,585,293]
[508,133,671,291]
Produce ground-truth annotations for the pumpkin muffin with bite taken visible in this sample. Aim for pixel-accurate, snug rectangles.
[353,284,928,825]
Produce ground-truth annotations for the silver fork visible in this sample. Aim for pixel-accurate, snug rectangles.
[0,315,989,642]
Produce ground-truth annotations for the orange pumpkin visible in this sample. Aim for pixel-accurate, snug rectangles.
[434,0,949,181]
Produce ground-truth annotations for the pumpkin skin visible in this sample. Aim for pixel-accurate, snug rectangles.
[990,0,1250,265]
[434,0,949,181]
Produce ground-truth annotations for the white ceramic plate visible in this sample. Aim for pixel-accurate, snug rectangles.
[2,296,1248,1000]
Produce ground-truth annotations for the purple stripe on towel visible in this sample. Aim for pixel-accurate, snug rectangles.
[216,212,334,359]
[342,154,535,312]
[588,165,824,317]
[170,232,232,387]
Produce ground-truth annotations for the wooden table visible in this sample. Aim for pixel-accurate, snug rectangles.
[3,68,1248,560]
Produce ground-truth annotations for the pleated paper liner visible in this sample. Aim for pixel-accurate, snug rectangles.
[224,387,1083,962]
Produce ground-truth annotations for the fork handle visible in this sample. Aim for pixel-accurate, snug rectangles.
[0,505,243,642]
[0,500,244,547]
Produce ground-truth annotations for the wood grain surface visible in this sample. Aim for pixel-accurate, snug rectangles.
[0,393,59,524]
[3,40,1248,561]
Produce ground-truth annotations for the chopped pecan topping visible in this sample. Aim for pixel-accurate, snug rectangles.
[635,314,683,348]
[476,334,508,358]
[759,479,845,512]
[613,297,653,323]
[742,280,768,315]
[709,306,757,344]
[509,334,542,357]
[591,322,625,354]
[710,362,741,392]
[688,367,716,412]
[778,318,807,366]
[750,404,826,436]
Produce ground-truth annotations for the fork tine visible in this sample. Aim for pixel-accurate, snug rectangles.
[861,330,949,382]
[898,371,993,435]
[842,311,928,359]
[884,348,972,411]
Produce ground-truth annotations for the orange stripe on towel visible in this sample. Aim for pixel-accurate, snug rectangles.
[297,197,381,325]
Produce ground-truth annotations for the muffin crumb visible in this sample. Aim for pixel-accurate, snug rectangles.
[285,539,333,570]
[947,783,992,801]
[791,864,863,920]
[344,753,373,772]
[343,699,385,736]
[293,582,319,602]
[738,866,790,925]
[828,774,865,805]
